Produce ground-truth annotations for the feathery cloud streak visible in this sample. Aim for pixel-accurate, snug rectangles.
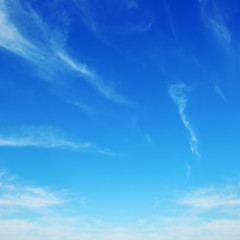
[0,126,91,150]
[186,162,191,181]
[0,0,44,61]
[215,83,226,100]
[179,186,240,209]
[2,171,240,240]
[0,126,118,155]
[199,0,231,47]
[0,0,129,105]
[126,1,139,9]
[169,83,199,157]
[58,52,130,104]
[0,171,63,209]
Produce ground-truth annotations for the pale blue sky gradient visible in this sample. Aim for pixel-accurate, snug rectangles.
[1,0,240,239]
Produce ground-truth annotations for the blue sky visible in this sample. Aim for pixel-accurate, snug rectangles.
[1,0,240,239]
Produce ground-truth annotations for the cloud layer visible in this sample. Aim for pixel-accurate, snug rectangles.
[1,171,240,240]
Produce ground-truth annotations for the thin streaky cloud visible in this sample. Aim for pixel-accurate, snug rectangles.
[0,0,130,106]
[63,98,93,113]
[126,0,139,9]
[0,126,118,155]
[127,20,153,33]
[58,52,93,77]
[163,0,179,44]
[0,189,61,208]
[199,0,231,47]
[0,170,6,178]
[0,126,91,150]
[145,134,152,144]
[97,149,118,156]
[58,52,130,105]
[72,0,97,33]
[210,19,231,46]
[179,186,240,209]
[168,83,199,157]
[215,83,226,100]
[186,162,191,181]
[0,175,63,209]
[0,137,91,149]
[0,3,44,62]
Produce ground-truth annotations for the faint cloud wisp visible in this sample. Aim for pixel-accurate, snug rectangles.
[168,83,199,157]
[0,126,91,150]
[0,0,130,107]
[215,83,226,100]
[199,0,231,47]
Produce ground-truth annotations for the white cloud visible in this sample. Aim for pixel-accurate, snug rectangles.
[0,126,91,150]
[179,186,240,209]
[0,187,62,208]
[127,20,153,33]
[63,98,93,113]
[186,162,191,181]
[58,52,130,104]
[168,83,199,157]
[2,172,240,240]
[0,126,118,155]
[58,52,93,77]
[126,1,139,9]
[215,83,226,100]
[210,18,231,46]
[0,172,63,209]
[72,0,98,33]
[152,218,240,240]
[163,0,178,43]
[0,1,43,61]
[145,134,152,144]
[2,217,240,240]
[199,0,231,47]
[0,0,129,106]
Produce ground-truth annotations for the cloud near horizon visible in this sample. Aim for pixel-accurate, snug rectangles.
[0,170,64,209]
[0,170,145,240]
[1,170,240,240]
[179,185,240,209]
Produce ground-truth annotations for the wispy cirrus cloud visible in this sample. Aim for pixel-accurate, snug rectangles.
[199,0,231,47]
[168,83,199,157]
[162,0,179,43]
[186,162,191,181]
[145,134,152,144]
[0,126,91,150]
[2,171,240,240]
[0,0,129,107]
[126,0,139,9]
[179,186,240,209]
[58,52,130,104]
[0,126,118,155]
[72,0,98,33]
[0,0,44,61]
[0,186,62,208]
[0,171,64,209]
[126,20,153,33]
[210,19,231,46]
[215,83,226,100]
